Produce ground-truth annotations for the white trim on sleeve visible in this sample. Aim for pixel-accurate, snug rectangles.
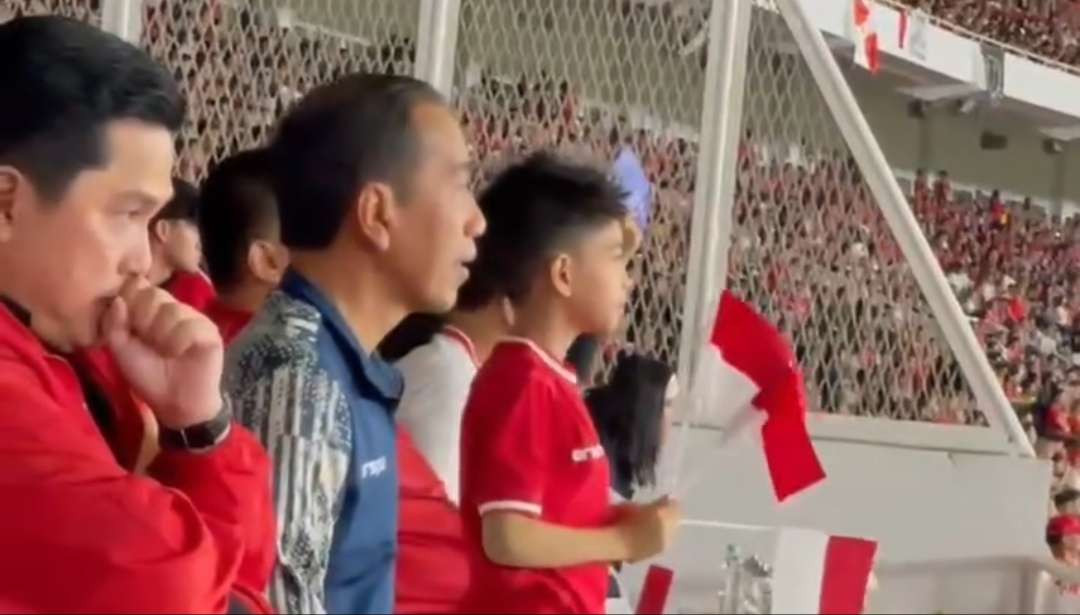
[478,499,543,517]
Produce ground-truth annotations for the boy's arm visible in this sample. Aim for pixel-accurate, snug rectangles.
[481,498,680,568]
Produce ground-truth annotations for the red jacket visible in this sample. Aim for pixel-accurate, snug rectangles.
[396,429,471,613]
[0,303,275,613]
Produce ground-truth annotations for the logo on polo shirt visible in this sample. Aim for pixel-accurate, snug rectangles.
[360,456,388,479]
[571,444,605,463]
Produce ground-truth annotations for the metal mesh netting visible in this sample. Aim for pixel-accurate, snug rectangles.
[141,0,419,182]
[730,2,987,425]
[0,0,100,24]
[452,0,711,373]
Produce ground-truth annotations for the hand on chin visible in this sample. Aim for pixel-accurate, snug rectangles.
[100,276,224,430]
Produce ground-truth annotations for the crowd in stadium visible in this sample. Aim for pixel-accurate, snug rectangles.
[900,0,1080,67]
[5,0,1080,610]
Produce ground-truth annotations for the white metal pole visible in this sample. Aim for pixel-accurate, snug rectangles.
[676,0,754,389]
[668,0,753,493]
[414,0,462,98]
[100,0,144,44]
[777,0,1034,458]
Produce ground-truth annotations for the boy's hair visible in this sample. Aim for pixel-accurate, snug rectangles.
[152,177,199,225]
[269,73,444,250]
[198,148,277,291]
[474,151,626,305]
[0,16,183,202]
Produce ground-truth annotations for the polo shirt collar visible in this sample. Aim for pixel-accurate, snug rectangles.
[502,336,578,385]
[279,269,403,403]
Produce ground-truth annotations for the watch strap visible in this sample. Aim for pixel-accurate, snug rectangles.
[159,401,232,452]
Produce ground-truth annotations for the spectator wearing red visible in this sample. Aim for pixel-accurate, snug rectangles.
[197,148,288,345]
[990,189,1009,229]
[933,169,952,204]
[1048,515,1080,565]
[0,16,273,613]
[394,427,474,614]
[1009,287,1030,324]
[148,177,218,311]
[913,167,929,203]
[459,154,680,614]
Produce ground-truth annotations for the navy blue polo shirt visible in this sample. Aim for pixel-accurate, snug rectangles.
[224,270,402,614]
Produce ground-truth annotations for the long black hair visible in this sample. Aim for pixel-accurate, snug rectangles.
[586,353,673,499]
[377,313,444,362]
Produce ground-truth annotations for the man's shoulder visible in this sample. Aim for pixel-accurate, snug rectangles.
[468,343,565,414]
[226,292,325,378]
[397,335,476,384]
[224,293,353,444]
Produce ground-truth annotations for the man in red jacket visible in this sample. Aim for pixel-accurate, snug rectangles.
[0,16,274,613]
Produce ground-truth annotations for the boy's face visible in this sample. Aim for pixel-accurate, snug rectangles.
[565,219,631,336]
[155,218,203,274]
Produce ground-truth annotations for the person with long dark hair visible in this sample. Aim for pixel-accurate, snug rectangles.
[586,352,677,501]
[586,352,678,612]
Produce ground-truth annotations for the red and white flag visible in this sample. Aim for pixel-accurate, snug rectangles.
[852,0,881,73]
[773,530,878,614]
[691,290,826,502]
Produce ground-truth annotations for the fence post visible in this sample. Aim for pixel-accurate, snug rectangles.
[100,0,143,43]
[676,0,753,390]
[414,0,462,97]
[777,0,1034,457]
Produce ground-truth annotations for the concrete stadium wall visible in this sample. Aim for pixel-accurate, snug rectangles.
[846,68,1079,215]
[620,422,1052,613]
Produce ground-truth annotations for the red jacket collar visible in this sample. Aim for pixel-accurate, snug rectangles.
[0,299,47,365]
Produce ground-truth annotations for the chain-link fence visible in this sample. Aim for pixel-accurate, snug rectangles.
[2,0,1000,426]
[0,0,100,24]
[726,1,987,426]
[140,0,419,182]
[452,0,711,373]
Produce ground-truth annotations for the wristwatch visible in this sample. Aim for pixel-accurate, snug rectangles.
[159,402,233,452]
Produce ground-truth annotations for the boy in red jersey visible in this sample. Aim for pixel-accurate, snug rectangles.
[460,153,680,614]
[149,177,217,311]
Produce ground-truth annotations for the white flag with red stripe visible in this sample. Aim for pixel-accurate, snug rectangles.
[774,530,878,614]
[852,0,881,73]
[690,290,826,502]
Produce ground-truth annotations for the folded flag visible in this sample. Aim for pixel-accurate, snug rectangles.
[613,146,653,232]
[693,290,826,502]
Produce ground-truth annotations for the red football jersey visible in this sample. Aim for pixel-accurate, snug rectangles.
[204,300,253,347]
[396,429,470,613]
[165,270,217,313]
[460,339,612,614]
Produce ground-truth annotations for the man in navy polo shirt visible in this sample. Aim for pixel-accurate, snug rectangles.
[223,74,485,614]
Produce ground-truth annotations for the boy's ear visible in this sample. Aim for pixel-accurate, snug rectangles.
[150,219,171,243]
[549,253,573,299]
